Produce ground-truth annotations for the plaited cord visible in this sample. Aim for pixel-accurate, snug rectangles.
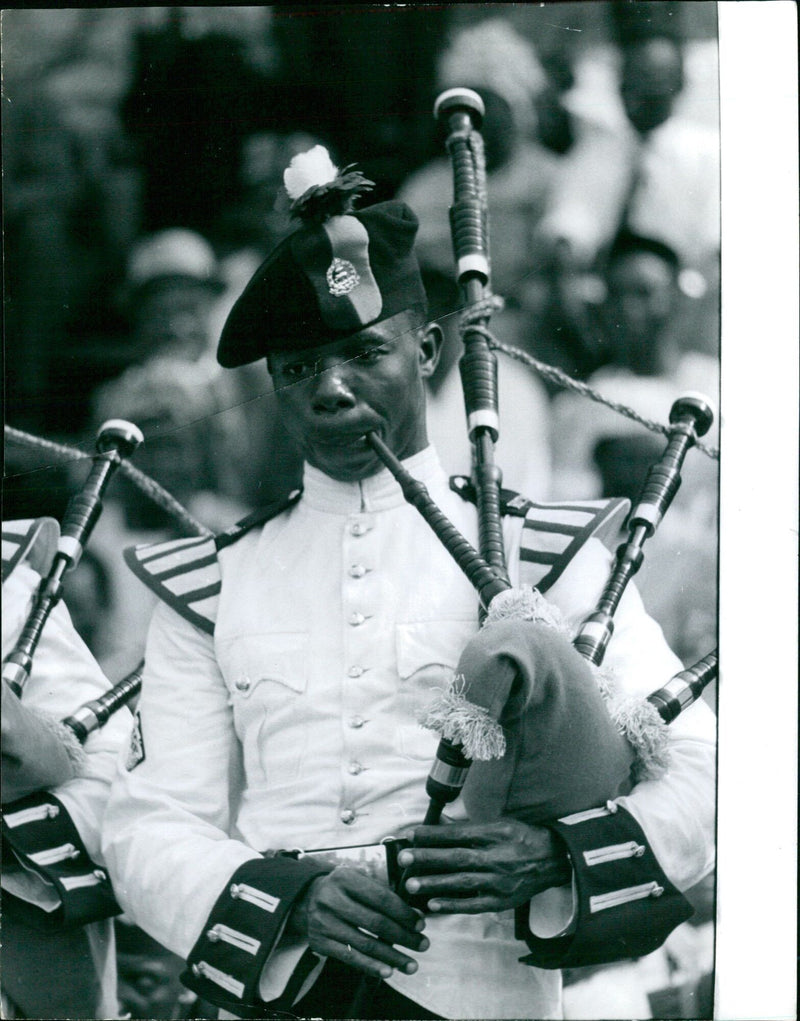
[459,297,720,461]
[4,425,212,537]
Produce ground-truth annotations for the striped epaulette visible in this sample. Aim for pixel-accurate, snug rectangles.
[449,476,628,595]
[123,491,302,635]
[2,518,59,583]
[517,496,628,593]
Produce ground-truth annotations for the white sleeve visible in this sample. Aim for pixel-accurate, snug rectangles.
[101,601,260,959]
[548,538,717,891]
[1,564,131,861]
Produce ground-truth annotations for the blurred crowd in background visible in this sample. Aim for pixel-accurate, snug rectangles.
[3,4,719,1018]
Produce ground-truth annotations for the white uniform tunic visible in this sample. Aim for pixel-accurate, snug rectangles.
[103,447,716,1019]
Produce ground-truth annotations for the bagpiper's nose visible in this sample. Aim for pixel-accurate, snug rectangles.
[311,363,357,414]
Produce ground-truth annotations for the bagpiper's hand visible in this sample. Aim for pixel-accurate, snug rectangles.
[398,819,572,914]
[1,678,81,802]
[292,866,429,979]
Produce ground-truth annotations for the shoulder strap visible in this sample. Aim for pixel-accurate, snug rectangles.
[123,490,302,635]
[449,476,628,595]
[214,489,302,551]
[2,518,60,583]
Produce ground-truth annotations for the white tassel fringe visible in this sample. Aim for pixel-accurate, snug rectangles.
[608,695,670,782]
[483,586,568,633]
[421,679,506,761]
[419,585,672,778]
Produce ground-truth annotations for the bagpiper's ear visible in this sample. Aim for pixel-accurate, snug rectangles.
[419,322,443,379]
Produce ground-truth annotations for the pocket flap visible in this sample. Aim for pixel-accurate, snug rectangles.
[218,633,308,696]
[396,619,476,681]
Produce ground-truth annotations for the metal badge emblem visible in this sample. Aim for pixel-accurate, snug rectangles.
[326,257,360,297]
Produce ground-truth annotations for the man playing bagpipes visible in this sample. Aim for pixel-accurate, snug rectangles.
[2,517,129,1019]
[103,145,716,1020]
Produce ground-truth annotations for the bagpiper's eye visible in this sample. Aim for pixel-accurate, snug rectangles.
[280,360,316,382]
[353,345,387,364]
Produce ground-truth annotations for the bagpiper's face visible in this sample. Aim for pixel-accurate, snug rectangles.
[269,311,441,482]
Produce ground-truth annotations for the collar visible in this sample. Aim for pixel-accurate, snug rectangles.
[302,445,444,514]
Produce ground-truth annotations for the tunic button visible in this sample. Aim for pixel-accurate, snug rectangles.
[349,563,367,578]
[348,665,365,678]
[348,612,366,627]
[350,522,368,537]
[348,762,364,775]
[340,809,356,824]
[235,678,251,692]
[349,716,365,729]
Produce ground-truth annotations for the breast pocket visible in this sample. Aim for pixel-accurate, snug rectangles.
[395,619,476,760]
[217,633,308,786]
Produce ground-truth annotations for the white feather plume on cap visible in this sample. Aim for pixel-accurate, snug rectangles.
[283,145,339,201]
[280,145,375,226]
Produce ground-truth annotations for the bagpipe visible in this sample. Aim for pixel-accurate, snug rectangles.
[2,420,211,743]
[363,89,719,836]
[3,420,143,704]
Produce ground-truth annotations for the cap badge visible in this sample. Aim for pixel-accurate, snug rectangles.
[326,257,360,297]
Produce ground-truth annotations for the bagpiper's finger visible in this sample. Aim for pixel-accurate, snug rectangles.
[312,933,394,979]
[316,915,422,974]
[426,895,509,914]
[404,870,491,897]
[344,901,430,953]
[398,845,486,870]
[409,823,498,847]
[341,867,426,933]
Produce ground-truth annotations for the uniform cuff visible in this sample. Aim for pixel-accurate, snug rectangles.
[1,791,120,928]
[516,802,693,968]
[180,854,330,1015]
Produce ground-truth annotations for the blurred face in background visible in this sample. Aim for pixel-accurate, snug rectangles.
[601,250,679,374]
[132,277,218,361]
[136,417,210,498]
[117,411,214,531]
[620,39,684,135]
